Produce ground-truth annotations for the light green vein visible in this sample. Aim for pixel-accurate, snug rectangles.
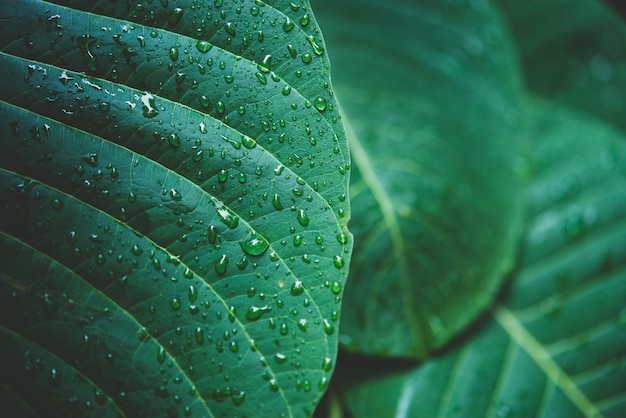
[493,305,604,418]
[341,108,423,349]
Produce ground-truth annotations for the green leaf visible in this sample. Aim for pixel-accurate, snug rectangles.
[339,100,626,418]
[314,0,526,357]
[495,0,626,134]
[0,0,351,416]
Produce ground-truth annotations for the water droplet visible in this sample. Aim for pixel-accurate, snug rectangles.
[306,35,325,56]
[188,285,198,303]
[199,95,211,109]
[169,47,179,61]
[336,233,348,244]
[274,353,287,364]
[323,319,334,335]
[256,72,267,85]
[297,209,309,226]
[333,255,344,269]
[215,254,228,275]
[245,305,272,321]
[170,188,182,201]
[290,280,305,296]
[241,135,256,149]
[195,327,204,345]
[167,133,181,148]
[216,204,239,229]
[240,232,269,256]
[322,357,332,372]
[300,14,310,27]
[170,297,181,310]
[131,244,143,255]
[282,85,292,96]
[258,54,272,73]
[141,92,159,118]
[232,390,246,406]
[50,198,63,209]
[331,281,342,294]
[283,18,295,32]
[314,97,327,112]
[157,346,166,363]
[301,53,313,64]
[168,8,184,26]
[77,35,98,71]
[225,22,236,37]
[196,40,213,53]
[271,194,283,210]
[269,379,279,392]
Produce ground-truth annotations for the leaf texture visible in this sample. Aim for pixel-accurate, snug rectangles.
[340,100,626,418]
[0,1,351,416]
[314,0,526,357]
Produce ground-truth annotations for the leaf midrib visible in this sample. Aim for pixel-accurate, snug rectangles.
[493,305,604,418]
[342,109,426,352]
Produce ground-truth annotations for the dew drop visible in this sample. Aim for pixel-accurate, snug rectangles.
[290,280,305,296]
[245,305,272,321]
[297,209,309,227]
[196,40,213,53]
[240,232,269,256]
[333,255,344,269]
[215,254,228,275]
[168,8,184,26]
[141,92,159,118]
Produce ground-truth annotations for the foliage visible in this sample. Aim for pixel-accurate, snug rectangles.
[1,0,626,417]
[313,0,626,417]
[0,1,350,417]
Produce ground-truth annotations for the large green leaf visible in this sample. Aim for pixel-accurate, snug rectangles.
[314,0,526,357]
[0,1,351,416]
[338,100,626,418]
[495,0,626,134]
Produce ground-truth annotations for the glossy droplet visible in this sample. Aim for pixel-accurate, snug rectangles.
[274,353,287,364]
[282,85,292,96]
[306,35,325,56]
[245,305,272,321]
[131,244,143,255]
[336,233,348,244]
[297,209,309,227]
[232,390,246,406]
[167,133,180,148]
[215,254,228,275]
[323,319,334,335]
[157,346,166,364]
[216,204,239,229]
[333,255,344,269]
[258,54,272,72]
[314,97,327,112]
[331,281,342,294]
[195,327,204,345]
[199,95,211,108]
[170,297,181,310]
[283,18,295,32]
[300,14,310,27]
[256,72,267,85]
[322,357,332,372]
[241,135,256,149]
[225,22,236,37]
[196,40,213,53]
[271,194,283,211]
[290,280,305,296]
[188,285,198,303]
[168,8,184,26]
[169,47,179,61]
[50,198,63,209]
[170,188,182,201]
[141,92,159,118]
[301,53,312,64]
[240,232,269,256]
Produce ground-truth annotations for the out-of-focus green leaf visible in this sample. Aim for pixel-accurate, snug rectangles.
[314,0,526,357]
[496,0,626,134]
[0,0,351,416]
[339,99,626,418]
